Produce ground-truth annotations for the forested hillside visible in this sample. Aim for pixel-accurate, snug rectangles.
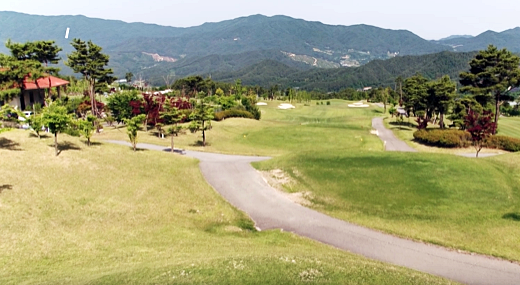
[437,27,520,52]
[212,51,477,91]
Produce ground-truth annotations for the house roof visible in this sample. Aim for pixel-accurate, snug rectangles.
[23,75,69,90]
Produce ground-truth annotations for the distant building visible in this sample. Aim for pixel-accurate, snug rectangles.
[362,87,372,92]
[3,74,69,110]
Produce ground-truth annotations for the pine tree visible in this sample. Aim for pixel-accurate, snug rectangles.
[66,39,115,117]
[460,45,520,133]
[189,92,214,147]
[429,75,456,129]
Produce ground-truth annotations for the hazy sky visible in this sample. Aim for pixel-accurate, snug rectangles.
[3,0,519,40]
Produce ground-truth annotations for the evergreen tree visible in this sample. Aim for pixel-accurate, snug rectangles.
[189,92,214,147]
[66,39,115,117]
[429,75,456,129]
[402,74,430,117]
[160,103,186,152]
[460,45,520,133]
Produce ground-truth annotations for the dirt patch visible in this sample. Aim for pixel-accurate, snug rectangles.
[259,169,313,206]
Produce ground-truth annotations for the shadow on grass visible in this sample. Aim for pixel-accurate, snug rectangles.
[29,133,50,139]
[48,141,82,156]
[190,140,211,147]
[503,212,520,222]
[389,121,416,128]
[0,137,22,151]
[0,184,13,194]
[83,141,102,146]
[371,109,383,114]
[162,148,186,155]
[129,147,148,152]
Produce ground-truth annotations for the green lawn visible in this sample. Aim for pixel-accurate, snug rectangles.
[255,151,520,261]
[99,100,520,261]
[0,130,453,284]
[101,100,384,156]
[498,116,520,138]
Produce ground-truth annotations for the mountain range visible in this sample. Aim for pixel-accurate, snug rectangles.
[1,11,519,90]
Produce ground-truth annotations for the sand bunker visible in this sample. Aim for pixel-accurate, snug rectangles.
[256,102,268,106]
[278,103,295,109]
[348,102,370,108]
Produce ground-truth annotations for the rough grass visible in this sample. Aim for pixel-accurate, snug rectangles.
[0,130,453,284]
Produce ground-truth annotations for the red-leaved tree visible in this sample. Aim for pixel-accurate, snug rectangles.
[464,110,496,157]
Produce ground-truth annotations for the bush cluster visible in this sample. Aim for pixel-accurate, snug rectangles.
[213,109,255,121]
[413,129,520,152]
[485,135,520,152]
[413,129,472,148]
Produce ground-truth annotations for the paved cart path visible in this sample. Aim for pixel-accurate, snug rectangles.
[104,140,520,285]
[372,117,417,152]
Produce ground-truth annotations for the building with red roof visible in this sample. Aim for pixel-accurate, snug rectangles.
[7,74,69,110]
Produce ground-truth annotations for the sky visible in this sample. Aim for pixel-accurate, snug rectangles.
[2,0,520,40]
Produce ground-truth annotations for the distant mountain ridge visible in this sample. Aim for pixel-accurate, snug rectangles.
[0,11,519,88]
[437,35,473,41]
[436,27,520,52]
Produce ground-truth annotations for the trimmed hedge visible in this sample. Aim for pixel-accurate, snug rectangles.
[413,129,520,152]
[413,129,472,148]
[485,135,520,152]
[214,109,255,121]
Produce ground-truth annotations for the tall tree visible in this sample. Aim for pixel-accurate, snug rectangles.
[66,39,115,117]
[429,75,456,129]
[395,76,403,105]
[460,45,520,133]
[402,74,430,117]
[189,92,214,147]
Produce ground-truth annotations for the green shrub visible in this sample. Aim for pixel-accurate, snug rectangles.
[326,101,331,105]
[485,135,520,152]
[213,108,255,121]
[413,129,472,148]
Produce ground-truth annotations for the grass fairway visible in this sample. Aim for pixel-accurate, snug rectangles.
[100,100,383,156]
[498,116,520,139]
[98,100,520,261]
[0,130,453,284]
[255,151,520,261]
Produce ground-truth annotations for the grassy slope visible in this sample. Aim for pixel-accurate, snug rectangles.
[98,100,520,261]
[0,130,453,284]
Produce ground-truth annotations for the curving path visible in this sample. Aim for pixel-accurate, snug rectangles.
[104,140,520,285]
[372,117,417,152]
